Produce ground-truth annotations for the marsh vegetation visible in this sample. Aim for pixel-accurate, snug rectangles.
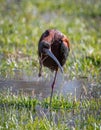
[0,0,101,129]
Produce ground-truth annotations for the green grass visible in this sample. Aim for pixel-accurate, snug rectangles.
[0,91,100,130]
[0,0,101,129]
[0,0,101,78]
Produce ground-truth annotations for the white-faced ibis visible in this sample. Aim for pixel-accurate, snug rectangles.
[38,29,70,106]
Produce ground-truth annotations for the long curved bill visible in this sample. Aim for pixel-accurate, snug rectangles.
[44,49,63,73]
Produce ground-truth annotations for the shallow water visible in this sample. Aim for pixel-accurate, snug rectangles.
[0,69,89,100]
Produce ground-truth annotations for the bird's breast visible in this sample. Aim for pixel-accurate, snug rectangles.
[42,55,58,71]
[42,42,69,71]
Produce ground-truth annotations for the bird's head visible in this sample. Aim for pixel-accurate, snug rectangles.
[39,41,50,54]
[38,41,63,73]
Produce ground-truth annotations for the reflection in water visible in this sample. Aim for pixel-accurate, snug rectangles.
[0,69,88,100]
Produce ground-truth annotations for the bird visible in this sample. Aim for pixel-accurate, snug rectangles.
[38,29,70,107]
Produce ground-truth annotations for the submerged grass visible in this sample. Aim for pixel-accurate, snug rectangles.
[0,91,100,129]
[0,0,101,129]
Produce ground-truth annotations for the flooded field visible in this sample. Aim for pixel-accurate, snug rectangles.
[0,69,89,100]
[0,69,100,130]
[0,0,101,129]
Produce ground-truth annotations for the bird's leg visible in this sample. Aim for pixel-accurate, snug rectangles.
[38,54,43,77]
[50,70,58,108]
[38,54,48,77]
[49,70,57,122]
